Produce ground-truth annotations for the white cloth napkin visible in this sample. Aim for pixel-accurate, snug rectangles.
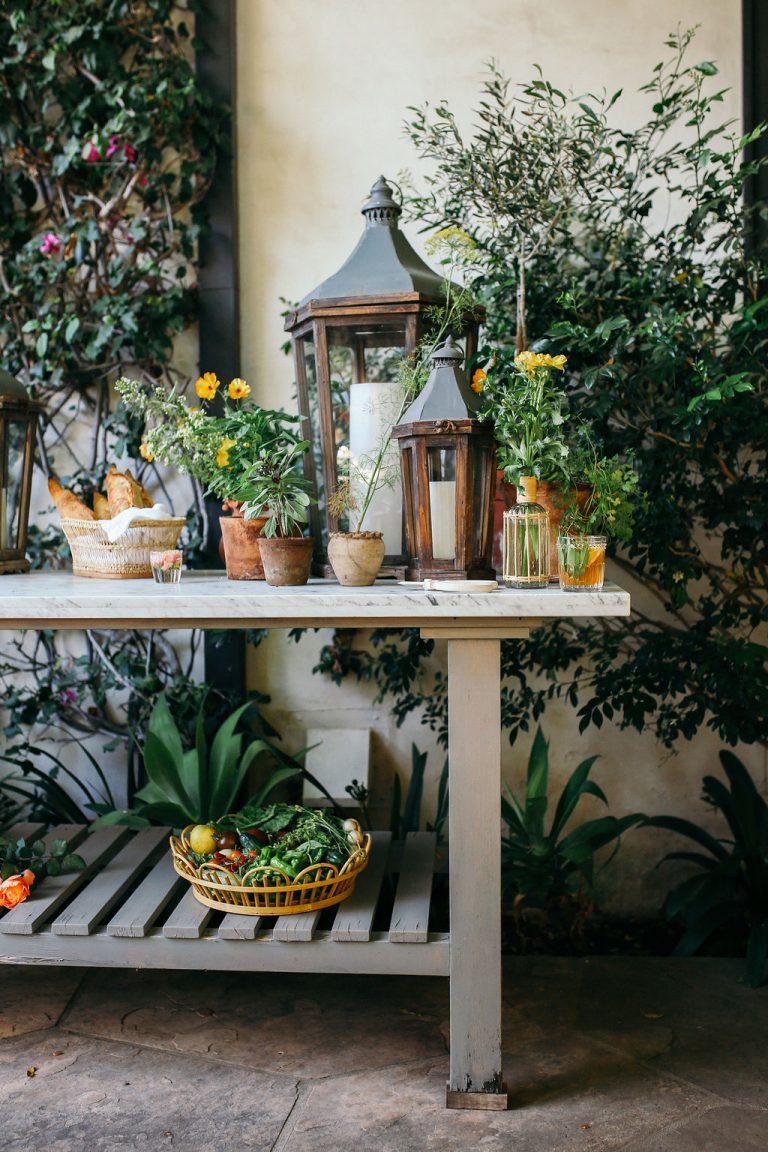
[102,503,173,543]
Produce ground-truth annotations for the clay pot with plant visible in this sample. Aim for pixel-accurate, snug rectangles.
[237,442,315,587]
[116,372,304,581]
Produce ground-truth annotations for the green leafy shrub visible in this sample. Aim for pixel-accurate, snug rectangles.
[399,30,768,749]
[501,728,644,913]
[646,751,768,986]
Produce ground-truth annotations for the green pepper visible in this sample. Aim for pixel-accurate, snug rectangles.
[270,855,298,878]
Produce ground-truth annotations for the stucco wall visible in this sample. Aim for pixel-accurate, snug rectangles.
[235,0,765,915]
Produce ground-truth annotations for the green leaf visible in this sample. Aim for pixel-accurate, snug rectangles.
[60,853,86,872]
[64,317,80,343]
[50,839,68,857]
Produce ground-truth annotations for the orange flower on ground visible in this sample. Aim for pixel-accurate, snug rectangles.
[228,378,251,400]
[471,368,487,393]
[0,872,33,909]
[139,441,154,462]
[216,438,237,468]
[195,372,221,400]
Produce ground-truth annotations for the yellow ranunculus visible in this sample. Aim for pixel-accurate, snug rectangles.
[216,438,237,468]
[228,377,250,400]
[514,351,567,377]
[139,441,154,462]
[195,371,221,400]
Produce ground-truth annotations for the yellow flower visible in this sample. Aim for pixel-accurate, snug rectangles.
[514,351,568,377]
[139,441,154,462]
[216,438,237,468]
[228,377,251,400]
[471,368,487,394]
[195,372,220,400]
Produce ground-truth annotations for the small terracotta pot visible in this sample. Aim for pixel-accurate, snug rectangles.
[258,536,314,586]
[327,532,385,586]
[219,515,267,580]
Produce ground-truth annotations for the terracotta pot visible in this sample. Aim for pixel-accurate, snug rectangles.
[219,514,267,580]
[258,536,314,586]
[493,471,590,581]
[327,532,385,586]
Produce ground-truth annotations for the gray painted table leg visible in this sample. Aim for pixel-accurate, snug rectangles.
[445,635,508,1110]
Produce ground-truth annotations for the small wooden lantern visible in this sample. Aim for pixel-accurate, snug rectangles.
[284,176,481,575]
[0,370,41,575]
[392,338,496,581]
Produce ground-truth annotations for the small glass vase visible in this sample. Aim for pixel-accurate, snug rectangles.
[150,549,183,584]
[557,535,606,592]
[502,476,550,589]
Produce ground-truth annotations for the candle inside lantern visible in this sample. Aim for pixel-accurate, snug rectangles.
[428,447,456,560]
[0,489,7,550]
[348,380,403,553]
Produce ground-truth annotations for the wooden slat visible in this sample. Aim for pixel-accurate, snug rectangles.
[51,828,168,936]
[331,831,392,942]
[3,822,46,843]
[163,887,213,939]
[218,913,264,940]
[0,928,450,975]
[272,910,321,942]
[0,826,128,936]
[107,854,181,938]
[389,832,435,943]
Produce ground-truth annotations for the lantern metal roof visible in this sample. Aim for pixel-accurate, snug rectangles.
[298,176,449,306]
[399,337,481,423]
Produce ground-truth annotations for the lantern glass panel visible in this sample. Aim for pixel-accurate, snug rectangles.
[471,443,493,562]
[1,420,27,551]
[427,446,456,561]
[330,322,406,552]
[300,333,326,522]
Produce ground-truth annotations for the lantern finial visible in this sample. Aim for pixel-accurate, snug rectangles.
[361,176,402,226]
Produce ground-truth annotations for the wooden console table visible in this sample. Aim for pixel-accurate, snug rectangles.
[0,573,629,1109]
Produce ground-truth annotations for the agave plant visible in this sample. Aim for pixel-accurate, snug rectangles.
[93,693,303,829]
[501,727,644,906]
[646,751,768,987]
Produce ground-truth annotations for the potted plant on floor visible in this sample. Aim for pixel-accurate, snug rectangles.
[116,373,303,579]
[231,440,316,586]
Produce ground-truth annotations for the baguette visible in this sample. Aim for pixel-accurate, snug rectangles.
[47,477,95,522]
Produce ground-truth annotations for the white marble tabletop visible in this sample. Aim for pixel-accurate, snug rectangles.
[0,571,630,629]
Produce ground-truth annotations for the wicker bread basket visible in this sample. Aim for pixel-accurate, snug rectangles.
[170,824,372,916]
[61,517,186,579]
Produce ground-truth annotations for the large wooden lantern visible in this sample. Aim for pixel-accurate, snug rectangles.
[0,370,41,575]
[284,176,480,575]
[392,337,496,582]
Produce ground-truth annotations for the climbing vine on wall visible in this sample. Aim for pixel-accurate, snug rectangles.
[0,2,229,784]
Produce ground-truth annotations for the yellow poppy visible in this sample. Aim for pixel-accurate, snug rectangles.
[216,438,237,468]
[195,371,220,400]
[228,377,251,400]
[514,351,567,376]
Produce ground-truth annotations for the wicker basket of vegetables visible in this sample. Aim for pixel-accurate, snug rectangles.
[170,803,371,915]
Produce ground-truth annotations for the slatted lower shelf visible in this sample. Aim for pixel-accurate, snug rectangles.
[0,824,448,976]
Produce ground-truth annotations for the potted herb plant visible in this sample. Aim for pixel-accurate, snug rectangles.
[556,445,640,591]
[232,440,316,586]
[116,374,303,579]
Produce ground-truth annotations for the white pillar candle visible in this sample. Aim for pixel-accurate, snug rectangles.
[0,488,7,550]
[349,380,403,553]
[429,479,456,560]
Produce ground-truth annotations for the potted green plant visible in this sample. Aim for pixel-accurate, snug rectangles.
[232,440,316,586]
[116,373,303,579]
[556,445,640,591]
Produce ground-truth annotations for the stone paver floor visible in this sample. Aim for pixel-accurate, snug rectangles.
[0,957,766,1150]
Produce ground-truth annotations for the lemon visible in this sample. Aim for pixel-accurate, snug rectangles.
[188,824,217,855]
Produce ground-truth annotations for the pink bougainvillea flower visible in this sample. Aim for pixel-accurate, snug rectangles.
[123,142,137,163]
[137,173,148,188]
[84,141,100,162]
[105,135,119,159]
[39,232,61,256]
